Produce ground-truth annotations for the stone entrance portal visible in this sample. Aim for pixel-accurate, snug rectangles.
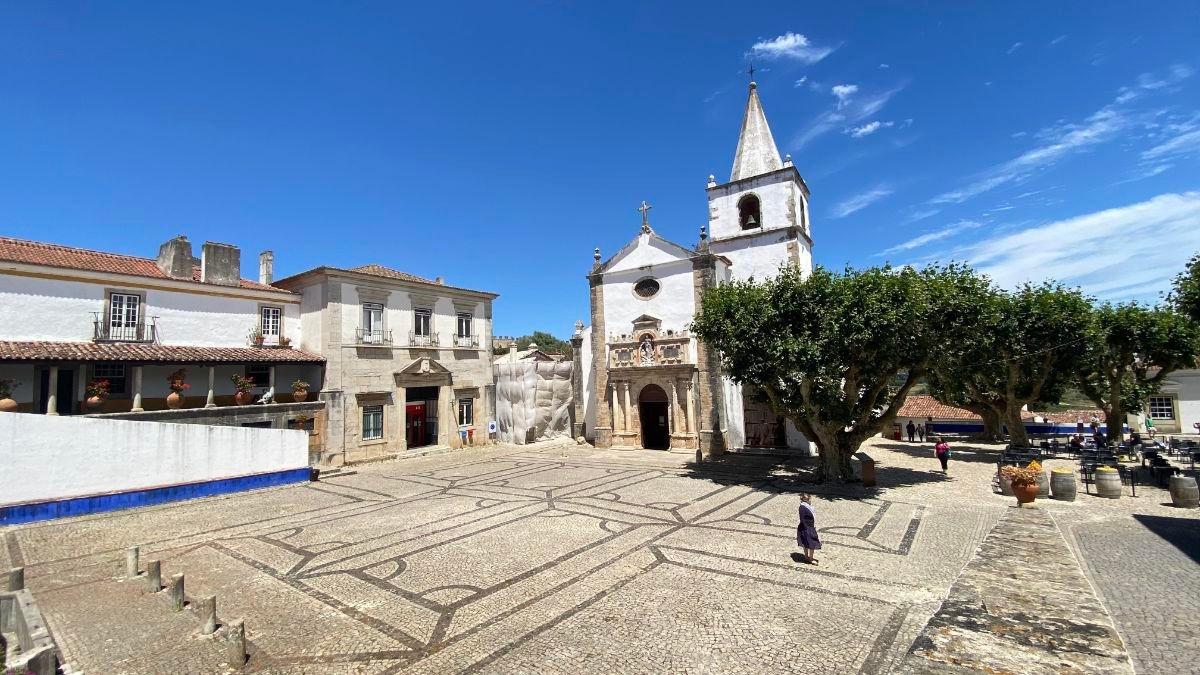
[638,384,670,450]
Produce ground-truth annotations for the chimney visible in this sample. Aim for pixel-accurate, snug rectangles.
[435,276,445,285]
[155,235,195,280]
[509,343,518,358]
[258,250,274,285]
[200,241,241,286]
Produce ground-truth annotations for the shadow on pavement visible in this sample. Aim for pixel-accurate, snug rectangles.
[1132,513,1200,565]
[873,441,1004,465]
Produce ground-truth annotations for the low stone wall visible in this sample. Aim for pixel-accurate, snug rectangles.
[1,570,57,675]
[86,400,323,428]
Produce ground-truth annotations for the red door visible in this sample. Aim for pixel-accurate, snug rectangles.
[406,403,426,448]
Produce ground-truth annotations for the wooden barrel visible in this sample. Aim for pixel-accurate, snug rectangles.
[1169,475,1199,508]
[1051,469,1076,501]
[1095,467,1122,499]
[1035,470,1050,498]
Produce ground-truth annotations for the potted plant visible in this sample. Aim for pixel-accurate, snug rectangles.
[292,379,310,402]
[0,378,18,412]
[293,413,310,431]
[166,368,190,409]
[231,373,255,406]
[279,336,292,348]
[1000,460,1042,504]
[86,378,110,409]
[249,326,264,348]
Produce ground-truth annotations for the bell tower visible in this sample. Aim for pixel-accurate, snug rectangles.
[705,81,813,282]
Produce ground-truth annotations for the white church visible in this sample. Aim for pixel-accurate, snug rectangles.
[575,81,814,457]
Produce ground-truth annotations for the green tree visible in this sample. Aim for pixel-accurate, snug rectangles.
[691,264,981,481]
[496,331,573,359]
[1075,303,1200,443]
[1169,252,1200,323]
[928,282,1091,448]
[924,371,1004,441]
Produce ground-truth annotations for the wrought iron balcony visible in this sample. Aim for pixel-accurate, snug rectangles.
[356,328,393,346]
[93,316,157,343]
[453,334,478,348]
[409,331,440,347]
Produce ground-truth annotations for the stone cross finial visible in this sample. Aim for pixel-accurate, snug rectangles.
[700,224,708,241]
[573,319,585,336]
[637,200,653,233]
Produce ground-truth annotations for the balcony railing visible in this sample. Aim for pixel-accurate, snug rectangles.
[453,334,478,348]
[93,316,157,343]
[409,331,440,347]
[356,328,393,346]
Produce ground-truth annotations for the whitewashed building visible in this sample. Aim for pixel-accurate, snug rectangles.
[576,81,814,456]
[1145,369,1200,436]
[0,235,324,418]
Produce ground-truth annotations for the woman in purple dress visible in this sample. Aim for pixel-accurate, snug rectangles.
[796,493,821,565]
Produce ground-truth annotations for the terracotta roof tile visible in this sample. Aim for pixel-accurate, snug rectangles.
[349,264,436,285]
[898,395,980,420]
[0,341,324,363]
[0,237,290,293]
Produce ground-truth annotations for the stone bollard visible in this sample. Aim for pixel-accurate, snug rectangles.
[144,560,162,593]
[126,546,140,579]
[2,566,24,591]
[166,573,185,611]
[199,595,217,635]
[223,619,247,667]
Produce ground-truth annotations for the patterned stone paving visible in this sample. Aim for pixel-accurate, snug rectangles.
[0,438,1029,674]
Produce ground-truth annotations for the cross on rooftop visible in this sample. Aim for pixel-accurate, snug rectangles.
[746,64,755,81]
[637,200,652,232]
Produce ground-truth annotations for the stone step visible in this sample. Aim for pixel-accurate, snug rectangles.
[897,506,1132,674]
[42,571,243,675]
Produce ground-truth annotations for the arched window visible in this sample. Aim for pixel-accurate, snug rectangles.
[738,194,762,230]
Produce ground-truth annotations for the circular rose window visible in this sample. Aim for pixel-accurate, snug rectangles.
[634,278,660,299]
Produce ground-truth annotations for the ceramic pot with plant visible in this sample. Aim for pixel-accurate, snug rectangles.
[231,373,255,406]
[0,378,19,412]
[1000,461,1042,505]
[249,327,265,348]
[166,368,190,409]
[292,379,310,402]
[279,336,292,348]
[86,378,111,409]
[293,413,310,431]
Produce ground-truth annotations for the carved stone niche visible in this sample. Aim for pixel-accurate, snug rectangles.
[608,315,691,368]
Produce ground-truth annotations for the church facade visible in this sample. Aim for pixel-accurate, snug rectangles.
[574,81,814,457]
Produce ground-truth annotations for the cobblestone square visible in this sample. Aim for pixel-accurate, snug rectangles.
[3,437,1197,673]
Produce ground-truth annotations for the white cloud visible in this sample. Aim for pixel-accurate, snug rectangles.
[794,76,808,87]
[1006,42,1023,55]
[879,221,983,256]
[748,32,835,63]
[1050,35,1067,46]
[792,84,906,149]
[831,185,894,218]
[847,120,895,138]
[879,63,890,69]
[945,192,1200,302]
[1142,126,1200,160]
[831,84,858,107]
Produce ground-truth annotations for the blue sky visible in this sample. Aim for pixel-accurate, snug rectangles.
[2,3,1198,338]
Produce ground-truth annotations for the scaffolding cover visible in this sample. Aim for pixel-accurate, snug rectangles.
[494,361,573,444]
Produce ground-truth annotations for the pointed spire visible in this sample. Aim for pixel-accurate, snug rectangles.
[730,82,783,182]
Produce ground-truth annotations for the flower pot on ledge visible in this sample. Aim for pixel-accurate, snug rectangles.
[293,389,308,402]
[86,395,104,409]
[166,392,184,410]
[235,391,252,406]
[0,398,17,413]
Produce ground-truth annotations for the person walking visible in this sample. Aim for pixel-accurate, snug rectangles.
[906,420,917,442]
[796,494,821,565]
[934,436,951,473]
[1089,414,1100,435]
[917,422,926,442]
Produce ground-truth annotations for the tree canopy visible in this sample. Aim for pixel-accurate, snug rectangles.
[1170,252,1200,323]
[692,263,982,481]
[928,281,1092,447]
[495,331,573,358]
[1075,302,1200,442]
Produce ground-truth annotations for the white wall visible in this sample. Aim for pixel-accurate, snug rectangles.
[707,172,808,241]
[1161,369,1200,435]
[0,272,299,347]
[602,237,696,338]
[580,329,595,436]
[711,235,798,283]
[0,413,307,505]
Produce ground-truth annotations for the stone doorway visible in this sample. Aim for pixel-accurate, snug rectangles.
[638,384,670,450]
[405,385,439,448]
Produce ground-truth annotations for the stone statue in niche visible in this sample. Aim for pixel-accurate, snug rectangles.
[640,335,654,366]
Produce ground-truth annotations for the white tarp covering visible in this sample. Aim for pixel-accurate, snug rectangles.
[494,361,573,444]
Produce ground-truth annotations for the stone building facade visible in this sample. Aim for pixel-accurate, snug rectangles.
[576,81,814,457]
[274,264,497,466]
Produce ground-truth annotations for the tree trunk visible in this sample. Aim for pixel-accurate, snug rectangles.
[821,438,857,482]
[971,408,1003,441]
[1104,405,1125,444]
[1005,405,1030,447]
